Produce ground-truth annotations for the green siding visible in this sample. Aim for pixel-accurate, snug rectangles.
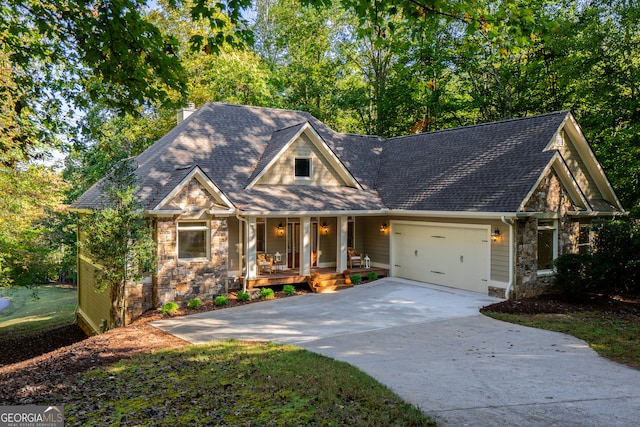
[77,256,111,334]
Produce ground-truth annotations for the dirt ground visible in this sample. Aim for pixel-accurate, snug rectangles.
[1,287,637,405]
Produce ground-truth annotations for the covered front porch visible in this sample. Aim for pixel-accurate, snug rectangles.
[234,215,391,291]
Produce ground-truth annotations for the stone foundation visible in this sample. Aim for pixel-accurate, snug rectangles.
[124,278,154,324]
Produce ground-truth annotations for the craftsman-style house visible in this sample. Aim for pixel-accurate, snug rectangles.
[71,102,624,334]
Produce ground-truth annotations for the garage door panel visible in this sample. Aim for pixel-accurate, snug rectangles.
[392,223,489,294]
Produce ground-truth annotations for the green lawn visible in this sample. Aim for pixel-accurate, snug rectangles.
[483,310,640,370]
[1,286,434,425]
[65,340,435,426]
[0,284,77,339]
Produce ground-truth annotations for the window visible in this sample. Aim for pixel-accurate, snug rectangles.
[578,224,591,254]
[256,220,266,253]
[347,217,355,248]
[537,221,557,271]
[294,158,311,178]
[177,221,209,260]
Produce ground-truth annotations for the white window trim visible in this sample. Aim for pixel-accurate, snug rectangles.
[294,157,312,180]
[177,220,210,262]
[537,221,558,275]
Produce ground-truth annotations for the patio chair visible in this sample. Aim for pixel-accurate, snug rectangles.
[347,247,362,268]
[257,253,274,274]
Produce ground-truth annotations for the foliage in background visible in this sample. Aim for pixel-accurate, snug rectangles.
[78,159,157,328]
[188,298,201,309]
[3,0,639,290]
[0,166,68,286]
[552,219,640,299]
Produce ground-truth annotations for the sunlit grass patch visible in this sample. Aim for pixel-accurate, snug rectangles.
[65,340,435,426]
[0,284,76,339]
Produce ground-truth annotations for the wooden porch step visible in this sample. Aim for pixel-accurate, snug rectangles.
[311,278,353,293]
[313,283,353,293]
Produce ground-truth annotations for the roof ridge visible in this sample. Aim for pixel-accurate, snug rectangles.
[386,110,570,142]
[203,102,384,141]
[203,101,314,118]
[272,121,309,133]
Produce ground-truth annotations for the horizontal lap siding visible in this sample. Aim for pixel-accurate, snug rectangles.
[258,134,344,186]
[78,256,111,334]
[362,216,390,268]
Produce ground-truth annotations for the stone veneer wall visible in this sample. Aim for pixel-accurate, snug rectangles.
[512,170,581,298]
[124,278,154,325]
[154,217,229,307]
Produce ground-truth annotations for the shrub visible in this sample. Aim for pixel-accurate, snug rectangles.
[188,299,201,310]
[591,219,640,295]
[215,295,228,306]
[237,290,250,302]
[552,254,593,300]
[367,271,378,281]
[350,274,362,285]
[283,285,296,295]
[161,302,179,316]
[552,219,640,298]
[259,287,275,299]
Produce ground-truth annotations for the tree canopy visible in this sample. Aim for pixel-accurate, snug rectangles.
[1,0,638,287]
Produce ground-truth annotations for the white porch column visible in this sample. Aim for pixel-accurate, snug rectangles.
[299,216,311,276]
[246,217,258,279]
[336,215,348,272]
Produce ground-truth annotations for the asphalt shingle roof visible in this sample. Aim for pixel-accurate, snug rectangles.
[72,103,570,214]
[377,111,568,212]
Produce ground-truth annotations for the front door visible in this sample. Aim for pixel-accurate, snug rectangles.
[287,222,300,268]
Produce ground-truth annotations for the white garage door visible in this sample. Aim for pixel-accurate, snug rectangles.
[392,222,490,293]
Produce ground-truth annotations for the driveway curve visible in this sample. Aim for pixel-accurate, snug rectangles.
[152,278,640,426]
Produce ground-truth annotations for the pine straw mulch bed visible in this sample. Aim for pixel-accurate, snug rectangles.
[481,292,640,316]
[0,289,308,405]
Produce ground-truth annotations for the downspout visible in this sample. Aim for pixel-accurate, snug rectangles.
[501,216,515,298]
[236,213,248,293]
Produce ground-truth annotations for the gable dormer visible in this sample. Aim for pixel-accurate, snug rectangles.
[150,166,234,217]
[246,122,361,189]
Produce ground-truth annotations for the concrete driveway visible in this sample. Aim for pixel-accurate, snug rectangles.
[152,278,640,426]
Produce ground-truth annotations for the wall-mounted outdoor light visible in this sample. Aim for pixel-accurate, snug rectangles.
[380,223,388,233]
[321,222,329,235]
[277,223,285,236]
[491,227,501,242]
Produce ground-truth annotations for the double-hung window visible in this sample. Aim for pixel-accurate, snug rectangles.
[537,221,557,272]
[177,221,209,260]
